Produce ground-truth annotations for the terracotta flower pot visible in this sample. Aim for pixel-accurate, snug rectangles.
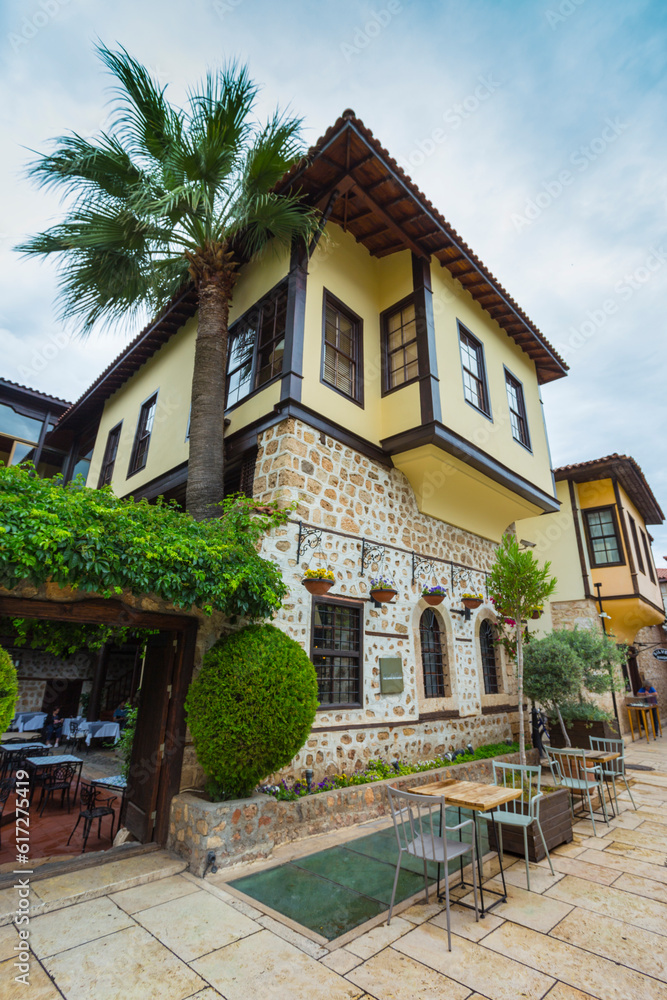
[370,588,397,604]
[531,609,543,620]
[303,578,333,596]
[462,597,482,610]
[423,594,445,606]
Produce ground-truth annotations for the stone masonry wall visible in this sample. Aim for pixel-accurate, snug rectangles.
[231,416,521,784]
[636,622,667,720]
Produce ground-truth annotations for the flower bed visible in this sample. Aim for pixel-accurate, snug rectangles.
[261,740,523,800]
[168,744,538,875]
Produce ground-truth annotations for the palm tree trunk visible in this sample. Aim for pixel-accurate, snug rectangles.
[516,623,526,766]
[186,277,230,520]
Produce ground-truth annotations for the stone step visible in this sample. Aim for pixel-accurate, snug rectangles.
[0,845,187,926]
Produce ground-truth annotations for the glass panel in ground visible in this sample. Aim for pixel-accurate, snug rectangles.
[293,845,427,905]
[229,861,386,940]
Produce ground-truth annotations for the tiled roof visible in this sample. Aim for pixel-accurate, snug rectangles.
[0,376,70,409]
[555,454,664,525]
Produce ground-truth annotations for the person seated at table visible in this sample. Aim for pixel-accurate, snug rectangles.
[113,700,130,730]
[43,706,64,748]
[638,678,659,734]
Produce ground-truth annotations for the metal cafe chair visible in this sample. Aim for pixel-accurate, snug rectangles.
[38,762,78,816]
[67,781,118,853]
[479,760,554,893]
[546,746,609,836]
[387,785,479,950]
[589,736,637,812]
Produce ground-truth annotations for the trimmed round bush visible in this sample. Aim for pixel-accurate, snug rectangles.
[185,624,319,799]
[0,644,19,735]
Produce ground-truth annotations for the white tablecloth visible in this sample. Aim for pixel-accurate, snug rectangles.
[84,722,121,745]
[62,717,86,738]
[16,712,47,732]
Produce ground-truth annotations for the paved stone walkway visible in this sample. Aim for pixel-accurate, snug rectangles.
[2,736,667,999]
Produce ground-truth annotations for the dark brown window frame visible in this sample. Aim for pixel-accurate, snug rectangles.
[628,514,646,575]
[98,421,122,488]
[419,608,449,698]
[127,393,158,478]
[381,294,419,397]
[641,529,657,583]
[458,322,492,418]
[583,505,626,568]
[310,595,364,709]
[480,619,500,694]
[225,278,289,411]
[320,289,364,407]
[504,366,531,451]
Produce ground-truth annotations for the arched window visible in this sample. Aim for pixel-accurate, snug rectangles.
[480,620,500,694]
[420,609,449,698]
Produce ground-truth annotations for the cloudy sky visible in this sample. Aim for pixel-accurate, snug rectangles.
[1,0,666,562]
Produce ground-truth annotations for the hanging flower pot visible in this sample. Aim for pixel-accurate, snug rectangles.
[422,585,446,606]
[461,593,484,610]
[370,577,398,604]
[531,607,543,620]
[302,569,334,596]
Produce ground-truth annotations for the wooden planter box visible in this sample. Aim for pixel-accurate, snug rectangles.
[547,718,620,748]
[487,787,572,862]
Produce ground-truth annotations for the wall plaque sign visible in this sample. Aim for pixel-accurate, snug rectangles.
[379,657,404,694]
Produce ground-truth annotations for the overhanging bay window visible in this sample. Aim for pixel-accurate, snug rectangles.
[583,506,624,567]
[311,598,363,708]
[226,281,288,407]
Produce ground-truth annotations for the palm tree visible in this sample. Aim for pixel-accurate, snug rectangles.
[17,45,318,519]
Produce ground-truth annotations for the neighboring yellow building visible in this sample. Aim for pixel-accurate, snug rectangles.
[43,111,570,780]
[517,454,665,696]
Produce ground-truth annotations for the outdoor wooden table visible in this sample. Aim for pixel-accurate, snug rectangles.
[413,778,522,916]
[24,754,84,804]
[627,703,657,743]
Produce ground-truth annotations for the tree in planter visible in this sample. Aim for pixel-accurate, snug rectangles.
[0,645,19,735]
[523,633,584,747]
[17,45,318,520]
[185,624,318,799]
[545,628,626,729]
[488,534,557,765]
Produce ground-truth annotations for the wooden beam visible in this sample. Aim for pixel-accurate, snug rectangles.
[350,182,426,258]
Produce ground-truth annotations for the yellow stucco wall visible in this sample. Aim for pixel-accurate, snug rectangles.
[88,244,291,496]
[302,225,415,444]
[430,264,554,498]
[516,480,586,607]
[87,318,196,494]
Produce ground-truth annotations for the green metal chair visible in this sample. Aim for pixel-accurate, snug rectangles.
[387,785,479,950]
[546,746,609,836]
[589,736,637,812]
[479,760,554,892]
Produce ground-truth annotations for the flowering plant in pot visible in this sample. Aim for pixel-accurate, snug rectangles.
[422,585,447,606]
[369,576,398,603]
[531,605,544,620]
[461,592,484,610]
[302,568,334,596]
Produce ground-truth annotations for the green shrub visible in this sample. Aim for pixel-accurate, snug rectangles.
[0,644,19,735]
[185,624,319,799]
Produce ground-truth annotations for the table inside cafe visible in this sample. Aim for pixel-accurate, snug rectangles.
[413,777,522,915]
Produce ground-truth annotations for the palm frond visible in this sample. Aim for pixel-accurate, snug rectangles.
[26,132,145,201]
[241,110,305,199]
[232,192,319,258]
[97,43,183,165]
